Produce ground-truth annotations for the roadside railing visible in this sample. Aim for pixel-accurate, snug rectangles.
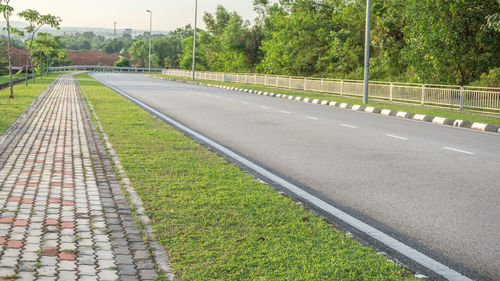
[163,69,500,112]
[49,65,163,73]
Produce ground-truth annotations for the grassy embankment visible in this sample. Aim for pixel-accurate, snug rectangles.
[78,72,417,280]
[151,74,500,127]
[0,73,61,134]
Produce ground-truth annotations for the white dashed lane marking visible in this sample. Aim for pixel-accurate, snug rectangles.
[259,106,270,109]
[306,116,319,120]
[386,134,408,140]
[280,110,291,114]
[341,124,357,129]
[443,147,475,155]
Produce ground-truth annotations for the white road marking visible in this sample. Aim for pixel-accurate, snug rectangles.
[242,101,249,104]
[443,147,475,155]
[259,106,270,109]
[280,110,291,114]
[341,124,357,129]
[306,116,319,120]
[93,75,474,281]
[386,134,408,140]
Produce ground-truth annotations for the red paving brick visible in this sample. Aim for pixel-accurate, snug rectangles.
[7,196,21,202]
[59,251,77,260]
[21,199,34,204]
[61,222,75,229]
[48,198,61,203]
[6,240,23,248]
[0,237,6,245]
[45,219,58,226]
[0,217,13,223]
[63,184,74,188]
[41,247,58,256]
[13,220,29,227]
[62,201,75,206]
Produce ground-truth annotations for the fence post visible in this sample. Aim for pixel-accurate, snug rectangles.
[254,74,257,85]
[421,84,426,105]
[245,74,247,84]
[289,76,292,89]
[304,77,307,91]
[390,82,393,102]
[321,79,324,92]
[265,75,267,86]
[340,80,344,96]
[276,76,279,87]
[459,86,464,110]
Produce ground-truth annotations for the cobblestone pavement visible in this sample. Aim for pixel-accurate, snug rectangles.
[0,75,160,280]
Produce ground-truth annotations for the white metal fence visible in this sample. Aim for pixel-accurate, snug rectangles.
[49,65,163,73]
[164,69,500,112]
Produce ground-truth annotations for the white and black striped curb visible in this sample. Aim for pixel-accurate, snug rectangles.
[150,76,500,134]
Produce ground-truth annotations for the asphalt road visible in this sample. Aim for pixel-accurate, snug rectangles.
[91,73,500,280]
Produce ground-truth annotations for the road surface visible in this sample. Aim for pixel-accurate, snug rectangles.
[91,73,500,281]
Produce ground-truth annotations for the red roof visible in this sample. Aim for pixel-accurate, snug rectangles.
[67,50,130,66]
[3,46,32,68]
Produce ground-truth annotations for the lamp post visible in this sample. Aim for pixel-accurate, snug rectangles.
[146,10,152,73]
[192,0,198,81]
[363,0,371,104]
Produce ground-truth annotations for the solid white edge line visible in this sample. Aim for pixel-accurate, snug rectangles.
[90,74,473,281]
[280,110,291,114]
[443,147,475,155]
[386,134,409,140]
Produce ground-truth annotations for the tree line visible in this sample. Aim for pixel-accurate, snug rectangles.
[2,0,499,90]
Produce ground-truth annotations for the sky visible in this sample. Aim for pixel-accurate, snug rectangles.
[9,0,257,32]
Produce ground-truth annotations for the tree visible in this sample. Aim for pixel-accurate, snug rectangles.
[128,40,148,67]
[0,0,14,98]
[403,0,500,84]
[114,57,130,67]
[18,9,61,84]
[102,38,125,54]
[29,33,69,76]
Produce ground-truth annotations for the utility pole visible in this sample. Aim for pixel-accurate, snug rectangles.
[363,0,371,105]
[192,0,198,81]
[146,10,152,73]
[114,22,117,38]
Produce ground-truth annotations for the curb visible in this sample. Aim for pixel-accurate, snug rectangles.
[150,75,500,135]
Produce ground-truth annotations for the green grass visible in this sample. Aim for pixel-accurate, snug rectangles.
[0,73,28,84]
[152,74,500,127]
[0,73,60,134]
[78,73,416,280]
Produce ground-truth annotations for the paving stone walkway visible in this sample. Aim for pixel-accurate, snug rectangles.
[0,75,160,280]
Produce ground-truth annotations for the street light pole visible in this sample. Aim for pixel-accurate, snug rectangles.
[363,0,371,105]
[146,10,152,73]
[192,0,198,81]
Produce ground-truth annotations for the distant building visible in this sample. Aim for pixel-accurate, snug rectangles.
[67,50,130,66]
[2,46,32,71]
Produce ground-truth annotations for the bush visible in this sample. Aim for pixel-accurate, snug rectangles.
[470,68,500,87]
[114,57,130,67]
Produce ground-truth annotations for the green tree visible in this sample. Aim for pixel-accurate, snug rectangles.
[18,9,61,84]
[0,0,14,98]
[128,40,148,67]
[403,0,500,84]
[29,33,69,76]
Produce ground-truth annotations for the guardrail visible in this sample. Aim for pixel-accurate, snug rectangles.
[49,65,163,73]
[164,69,500,112]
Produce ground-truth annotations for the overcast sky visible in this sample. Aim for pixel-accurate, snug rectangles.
[9,0,257,32]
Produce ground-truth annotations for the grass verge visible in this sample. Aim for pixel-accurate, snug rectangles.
[0,73,60,134]
[151,74,500,127]
[78,72,416,280]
